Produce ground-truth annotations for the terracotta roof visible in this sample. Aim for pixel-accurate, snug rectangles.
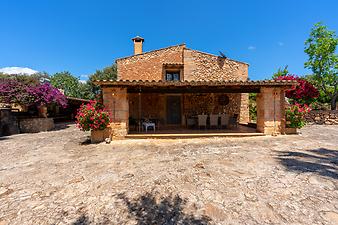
[94,79,297,87]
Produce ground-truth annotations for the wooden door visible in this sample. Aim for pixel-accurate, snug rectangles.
[166,96,181,124]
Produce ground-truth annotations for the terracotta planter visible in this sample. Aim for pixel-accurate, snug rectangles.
[38,105,48,118]
[285,127,298,134]
[90,128,112,143]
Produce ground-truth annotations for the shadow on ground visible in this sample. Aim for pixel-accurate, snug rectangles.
[277,148,338,179]
[53,122,74,131]
[71,192,211,225]
[79,138,91,145]
[0,136,11,141]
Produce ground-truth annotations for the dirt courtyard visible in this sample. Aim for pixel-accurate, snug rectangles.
[0,124,337,225]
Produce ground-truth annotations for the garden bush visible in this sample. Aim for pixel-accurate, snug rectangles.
[285,103,311,128]
[0,77,67,109]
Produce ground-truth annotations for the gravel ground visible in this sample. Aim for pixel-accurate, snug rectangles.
[0,124,337,225]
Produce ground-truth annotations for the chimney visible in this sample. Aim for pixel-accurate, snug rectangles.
[132,36,144,55]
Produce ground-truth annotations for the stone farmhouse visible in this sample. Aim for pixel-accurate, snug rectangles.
[95,36,295,138]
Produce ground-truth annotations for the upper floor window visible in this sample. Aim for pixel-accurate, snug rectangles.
[166,71,180,81]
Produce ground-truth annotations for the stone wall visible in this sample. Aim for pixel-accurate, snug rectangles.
[182,93,241,117]
[305,110,338,125]
[129,93,166,122]
[0,108,19,136]
[183,49,248,81]
[19,118,54,133]
[117,45,185,81]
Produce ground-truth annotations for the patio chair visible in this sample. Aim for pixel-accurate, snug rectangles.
[209,114,219,129]
[186,116,196,128]
[229,114,239,128]
[197,114,208,129]
[220,113,229,128]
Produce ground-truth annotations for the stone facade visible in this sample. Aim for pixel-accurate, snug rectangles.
[117,45,185,81]
[305,110,338,125]
[183,49,248,81]
[117,46,249,82]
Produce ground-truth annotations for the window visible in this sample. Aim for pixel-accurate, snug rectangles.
[165,71,180,81]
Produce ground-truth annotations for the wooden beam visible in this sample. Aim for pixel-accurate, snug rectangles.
[127,86,261,93]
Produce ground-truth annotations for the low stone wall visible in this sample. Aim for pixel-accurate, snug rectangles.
[305,110,338,125]
[19,118,55,133]
[0,108,19,136]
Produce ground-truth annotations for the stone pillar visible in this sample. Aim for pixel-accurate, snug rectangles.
[102,87,129,138]
[256,87,285,135]
[239,93,250,123]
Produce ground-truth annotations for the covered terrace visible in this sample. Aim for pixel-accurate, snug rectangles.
[95,79,296,138]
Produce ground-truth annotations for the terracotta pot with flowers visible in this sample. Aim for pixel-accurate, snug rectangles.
[285,103,312,134]
[76,100,111,143]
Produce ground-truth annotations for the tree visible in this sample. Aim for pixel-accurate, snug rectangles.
[272,65,289,79]
[304,22,338,110]
[88,64,117,94]
[77,82,95,100]
[0,72,50,86]
[50,71,80,98]
[89,64,117,82]
[50,71,95,100]
[304,74,332,105]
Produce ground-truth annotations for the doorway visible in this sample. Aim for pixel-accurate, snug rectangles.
[166,96,181,124]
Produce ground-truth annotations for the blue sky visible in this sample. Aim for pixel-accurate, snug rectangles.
[1,0,338,80]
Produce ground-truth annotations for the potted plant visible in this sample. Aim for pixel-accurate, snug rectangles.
[76,100,111,143]
[285,103,311,134]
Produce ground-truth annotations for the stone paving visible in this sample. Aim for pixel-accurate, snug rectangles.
[0,124,337,225]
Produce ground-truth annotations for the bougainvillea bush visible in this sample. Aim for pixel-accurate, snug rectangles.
[28,83,67,108]
[275,75,319,104]
[0,78,67,108]
[285,103,312,128]
[76,100,111,131]
[275,75,319,129]
[0,78,33,105]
